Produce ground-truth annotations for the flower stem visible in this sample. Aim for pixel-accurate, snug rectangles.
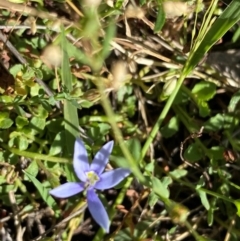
[141,74,186,159]
[92,177,133,241]
[98,80,145,182]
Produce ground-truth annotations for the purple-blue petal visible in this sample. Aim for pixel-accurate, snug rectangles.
[90,141,114,175]
[73,138,90,182]
[94,168,131,190]
[49,182,85,198]
[87,189,110,233]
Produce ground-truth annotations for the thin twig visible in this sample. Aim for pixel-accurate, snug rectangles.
[0,226,12,241]
[8,191,24,241]
[32,203,87,241]
[0,1,72,26]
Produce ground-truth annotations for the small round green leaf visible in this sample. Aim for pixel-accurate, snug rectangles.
[16,116,29,129]
[192,81,216,101]
[0,118,13,129]
[184,143,204,162]
[161,116,179,138]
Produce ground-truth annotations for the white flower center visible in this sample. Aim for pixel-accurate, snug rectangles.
[85,171,99,187]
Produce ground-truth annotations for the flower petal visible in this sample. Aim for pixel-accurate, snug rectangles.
[95,168,131,190]
[73,138,90,182]
[49,182,84,198]
[90,141,114,175]
[87,189,110,233]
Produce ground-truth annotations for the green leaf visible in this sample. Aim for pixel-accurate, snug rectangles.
[30,117,46,134]
[101,19,116,60]
[198,100,210,117]
[61,28,79,182]
[148,192,159,208]
[16,136,29,150]
[154,2,165,33]
[209,146,225,161]
[33,105,48,118]
[162,176,172,187]
[0,112,10,119]
[0,118,13,129]
[98,123,111,136]
[16,116,29,129]
[115,0,125,8]
[0,184,16,193]
[30,83,40,96]
[204,114,224,131]
[24,171,56,209]
[204,114,239,131]
[207,198,217,226]
[33,68,43,79]
[46,118,64,134]
[125,96,136,117]
[125,138,141,161]
[79,99,93,108]
[144,162,154,173]
[61,28,79,155]
[192,81,216,101]
[0,95,14,103]
[111,156,129,168]
[159,78,177,101]
[228,90,240,112]
[117,85,130,102]
[234,199,240,216]
[59,33,88,66]
[170,169,188,179]
[22,67,35,80]
[2,194,24,206]
[207,211,214,227]
[161,116,179,138]
[14,105,28,117]
[197,189,210,210]
[114,220,152,241]
[184,143,204,162]
[174,89,189,104]
[24,160,39,180]
[185,0,240,75]
[152,176,169,199]
[49,132,64,156]
[112,139,141,170]
[0,176,6,185]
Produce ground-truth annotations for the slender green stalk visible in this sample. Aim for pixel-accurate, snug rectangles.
[199,187,235,204]
[98,82,145,182]
[215,216,240,236]
[184,220,204,240]
[141,74,186,159]
[92,79,145,240]
[1,144,70,164]
[92,177,133,241]
[142,0,240,160]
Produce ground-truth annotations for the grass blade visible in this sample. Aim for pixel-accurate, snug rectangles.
[185,0,240,74]
[61,29,79,154]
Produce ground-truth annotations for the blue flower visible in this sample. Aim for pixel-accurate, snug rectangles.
[49,138,131,232]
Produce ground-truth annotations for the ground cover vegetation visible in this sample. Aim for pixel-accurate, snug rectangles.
[0,0,240,240]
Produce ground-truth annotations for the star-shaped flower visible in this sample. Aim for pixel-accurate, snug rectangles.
[49,138,131,232]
